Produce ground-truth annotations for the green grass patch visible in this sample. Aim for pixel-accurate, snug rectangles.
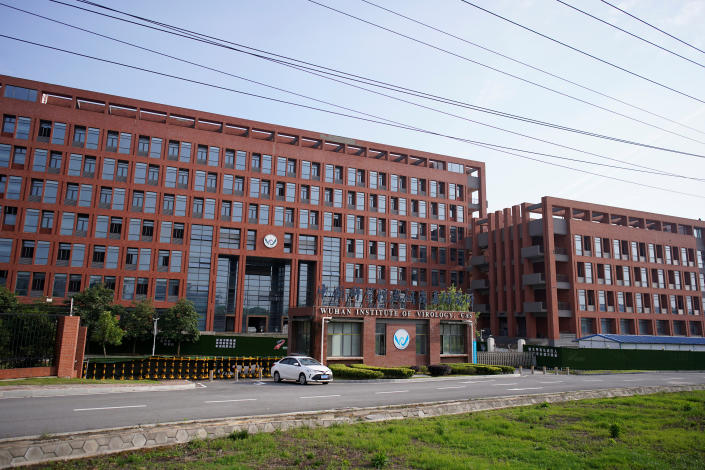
[0,377,160,386]
[32,391,705,469]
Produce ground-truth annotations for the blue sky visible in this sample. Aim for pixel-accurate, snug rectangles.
[2,0,704,219]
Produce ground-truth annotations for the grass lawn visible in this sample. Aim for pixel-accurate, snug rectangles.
[0,377,160,386]
[35,391,705,469]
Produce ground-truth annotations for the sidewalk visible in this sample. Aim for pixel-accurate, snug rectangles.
[0,380,195,399]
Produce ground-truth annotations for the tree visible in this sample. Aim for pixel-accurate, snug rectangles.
[120,300,155,354]
[431,284,471,312]
[91,311,125,357]
[68,284,116,334]
[161,299,200,356]
[0,287,20,313]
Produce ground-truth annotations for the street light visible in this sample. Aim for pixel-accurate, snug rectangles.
[151,315,160,357]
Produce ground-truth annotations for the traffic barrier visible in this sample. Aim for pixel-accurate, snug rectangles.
[82,356,280,380]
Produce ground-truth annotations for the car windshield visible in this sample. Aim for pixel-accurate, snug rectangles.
[298,358,321,366]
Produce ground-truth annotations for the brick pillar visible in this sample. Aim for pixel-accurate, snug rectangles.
[73,325,88,378]
[55,316,81,378]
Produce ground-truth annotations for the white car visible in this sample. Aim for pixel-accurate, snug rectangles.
[271,356,333,384]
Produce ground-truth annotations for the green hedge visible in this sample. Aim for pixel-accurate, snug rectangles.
[349,364,415,379]
[448,363,477,375]
[530,346,705,371]
[328,364,384,380]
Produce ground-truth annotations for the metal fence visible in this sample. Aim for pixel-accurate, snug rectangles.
[83,356,280,380]
[0,313,59,369]
[477,351,536,368]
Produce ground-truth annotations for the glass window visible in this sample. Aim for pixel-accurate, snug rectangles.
[51,122,66,145]
[150,137,162,159]
[440,323,465,354]
[327,322,361,357]
[375,321,386,355]
[71,244,85,267]
[23,209,39,233]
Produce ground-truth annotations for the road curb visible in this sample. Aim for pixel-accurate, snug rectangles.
[1,384,703,468]
[0,383,196,399]
[334,373,521,383]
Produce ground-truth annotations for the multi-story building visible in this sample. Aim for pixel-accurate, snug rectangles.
[469,196,705,345]
[0,75,486,363]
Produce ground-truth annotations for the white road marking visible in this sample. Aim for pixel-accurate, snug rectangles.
[74,405,146,412]
[622,379,645,382]
[583,379,603,382]
[196,383,207,388]
[507,387,543,391]
[539,381,563,384]
[492,383,518,386]
[460,380,495,384]
[436,386,464,390]
[299,395,341,399]
[376,390,408,394]
[204,398,257,404]
[668,381,694,385]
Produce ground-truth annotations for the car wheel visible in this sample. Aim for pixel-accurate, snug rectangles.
[273,371,281,383]
[298,373,307,385]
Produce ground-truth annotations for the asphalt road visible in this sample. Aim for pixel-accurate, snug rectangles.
[1,372,704,439]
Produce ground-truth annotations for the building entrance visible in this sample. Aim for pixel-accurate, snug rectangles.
[242,257,290,333]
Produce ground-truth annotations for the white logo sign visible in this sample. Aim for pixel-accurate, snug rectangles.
[392,329,410,350]
[263,234,278,248]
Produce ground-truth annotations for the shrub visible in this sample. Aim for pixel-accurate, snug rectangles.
[328,364,384,380]
[497,365,516,373]
[428,364,451,376]
[473,364,502,375]
[371,451,389,468]
[349,364,414,379]
[448,363,477,375]
[229,430,248,440]
[609,423,621,439]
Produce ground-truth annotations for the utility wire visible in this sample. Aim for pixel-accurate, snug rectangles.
[1,33,703,199]
[5,2,702,180]
[459,0,705,106]
[359,0,705,138]
[52,0,705,148]
[600,0,705,57]
[555,0,705,70]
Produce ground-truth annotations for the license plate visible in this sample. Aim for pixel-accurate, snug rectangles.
[320,374,329,379]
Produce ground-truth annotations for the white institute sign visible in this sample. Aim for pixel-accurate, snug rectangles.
[392,329,410,350]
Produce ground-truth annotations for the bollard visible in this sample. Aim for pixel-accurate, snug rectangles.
[209,369,214,382]
[259,367,263,381]
[554,367,558,375]
[566,367,570,375]
[531,365,535,375]
[519,366,523,375]
[542,366,546,375]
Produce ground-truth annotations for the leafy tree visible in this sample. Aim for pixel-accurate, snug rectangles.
[120,300,155,353]
[431,284,472,312]
[91,311,125,357]
[68,284,116,334]
[0,287,20,313]
[161,299,200,356]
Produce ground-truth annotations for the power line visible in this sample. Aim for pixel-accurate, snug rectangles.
[1,33,703,199]
[359,0,705,138]
[458,0,705,106]
[6,2,704,180]
[53,0,705,148]
[555,0,705,70]
[600,0,705,57]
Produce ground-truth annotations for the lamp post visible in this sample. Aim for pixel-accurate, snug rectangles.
[151,315,160,356]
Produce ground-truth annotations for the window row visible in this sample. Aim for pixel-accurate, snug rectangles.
[577,289,702,315]
[580,317,703,337]
[574,234,702,267]
[575,262,704,292]
[12,270,181,302]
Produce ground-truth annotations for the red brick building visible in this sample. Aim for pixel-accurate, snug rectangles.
[470,197,705,346]
[0,75,485,364]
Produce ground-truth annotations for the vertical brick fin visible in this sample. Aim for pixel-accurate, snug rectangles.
[55,316,81,378]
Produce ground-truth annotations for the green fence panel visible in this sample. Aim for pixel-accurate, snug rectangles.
[529,346,705,370]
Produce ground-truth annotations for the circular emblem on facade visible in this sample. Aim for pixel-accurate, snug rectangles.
[392,329,410,350]
[263,234,278,248]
